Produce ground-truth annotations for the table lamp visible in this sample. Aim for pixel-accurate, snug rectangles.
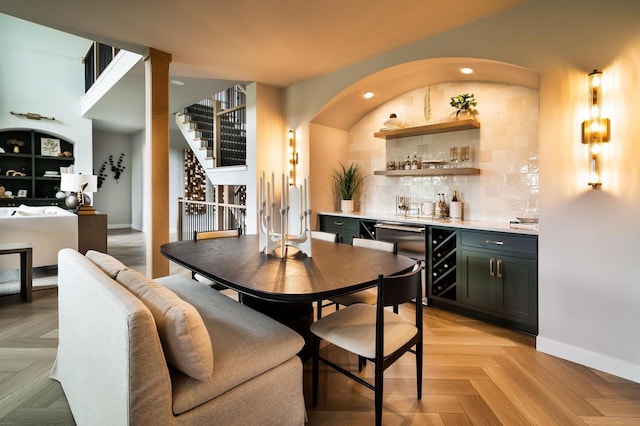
[60,174,98,214]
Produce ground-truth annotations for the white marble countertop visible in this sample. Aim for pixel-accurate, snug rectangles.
[318,211,538,236]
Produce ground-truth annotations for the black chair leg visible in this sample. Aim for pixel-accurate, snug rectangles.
[374,361,384,426]
[312,335,320,406]
[358,356,366,372]
[417,342,423,399]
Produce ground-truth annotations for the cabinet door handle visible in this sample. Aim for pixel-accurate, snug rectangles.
[489,258,495,277]
[497,259,502,279]
[333,221,343,226]
[485,240,505,245]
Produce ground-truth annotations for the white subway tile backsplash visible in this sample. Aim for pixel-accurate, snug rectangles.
[348,81,538,223]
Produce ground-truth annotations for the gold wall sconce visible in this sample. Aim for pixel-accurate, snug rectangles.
[288,129,298,186]
[581,69,610,189]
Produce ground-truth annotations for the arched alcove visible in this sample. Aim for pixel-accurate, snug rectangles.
[309,57,539,222]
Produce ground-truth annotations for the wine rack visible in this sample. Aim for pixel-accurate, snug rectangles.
[429,227,457,301]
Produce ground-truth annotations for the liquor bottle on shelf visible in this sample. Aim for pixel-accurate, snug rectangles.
[404,156,412,170]
[411,153,419,170]
[452,190,458,202]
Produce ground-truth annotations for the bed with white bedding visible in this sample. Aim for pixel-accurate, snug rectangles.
[0,205,77,269]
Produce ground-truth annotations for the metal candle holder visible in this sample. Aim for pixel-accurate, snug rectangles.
[258,172,312,258]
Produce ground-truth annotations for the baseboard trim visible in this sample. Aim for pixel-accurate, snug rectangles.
[107,224,132,230]
[537,336,640,383]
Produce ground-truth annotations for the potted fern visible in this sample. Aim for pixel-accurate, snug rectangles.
[331,162,367,213]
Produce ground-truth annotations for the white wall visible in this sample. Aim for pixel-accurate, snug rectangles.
[0,15,92,171]
[92,130,132,227]
[131,130,145,231]
[169,129,187,235]
[128,128,186,234]
[286,0,640,382]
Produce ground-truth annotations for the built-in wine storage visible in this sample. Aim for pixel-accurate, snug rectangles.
[429,226,457,301]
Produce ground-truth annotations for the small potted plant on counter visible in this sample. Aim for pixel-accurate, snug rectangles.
[331,162,367,213]
[450,93,477,119]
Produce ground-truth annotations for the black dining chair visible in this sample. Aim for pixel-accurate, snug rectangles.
[311,230,341,320]
[310,262,423,426]
[310,230,339,242]
[317,238,398,321]
[192,228,242,291]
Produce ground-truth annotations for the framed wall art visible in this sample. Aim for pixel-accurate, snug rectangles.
[41,137,61,157]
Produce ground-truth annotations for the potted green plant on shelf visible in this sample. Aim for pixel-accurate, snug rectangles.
[331,162,367,213]
[450,93,477,119]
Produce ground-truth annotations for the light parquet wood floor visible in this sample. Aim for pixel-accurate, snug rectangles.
[0,229,638,425]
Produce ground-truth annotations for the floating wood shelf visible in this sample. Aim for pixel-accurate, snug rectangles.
[374,119,480,140]
[374,168,481,177]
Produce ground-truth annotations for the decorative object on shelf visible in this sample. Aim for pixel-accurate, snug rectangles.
[60,165,74,175]
[96,160,108,189]
[17,189,28,198]
[58,150,73,157]
[581,69,610,189]
[0,186,5,198]
[331,162,366,213]
[424,86,432,122]
[54,186,66,199]
[40,137,61,157]
[450,93,477,119]
[7,139,24,153]
[10,111,55,121]
[109,153,126,182]
[5,169,26,177]
[60,174,98,214]
[257,171,312,258]
[0,147,4,153]
[382,113,405,130]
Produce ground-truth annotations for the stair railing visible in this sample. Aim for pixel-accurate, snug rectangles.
[177,198,246,241]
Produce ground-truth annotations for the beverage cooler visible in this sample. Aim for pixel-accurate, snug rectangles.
[374,222,428,305]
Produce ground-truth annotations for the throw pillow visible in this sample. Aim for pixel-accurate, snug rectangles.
[85,250,128,279]
[116,269,214,381]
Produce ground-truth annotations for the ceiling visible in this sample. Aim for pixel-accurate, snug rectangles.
[0,0,528,133]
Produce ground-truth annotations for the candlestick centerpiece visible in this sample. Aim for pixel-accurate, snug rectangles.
[258,172,312,258]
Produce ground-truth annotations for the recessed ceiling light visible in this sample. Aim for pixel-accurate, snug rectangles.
[460,68,474,75]
[363,92,374,99]
[171,79,185,86]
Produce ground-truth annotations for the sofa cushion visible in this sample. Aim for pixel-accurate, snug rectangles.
[155,274,305,414]
[116,269,214,381]
[86,250,128,279]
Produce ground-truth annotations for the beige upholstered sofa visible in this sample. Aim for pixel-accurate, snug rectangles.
[51,248,306,425]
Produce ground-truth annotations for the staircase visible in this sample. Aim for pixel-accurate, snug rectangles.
[176,85,247,176]
[176,86,249,233]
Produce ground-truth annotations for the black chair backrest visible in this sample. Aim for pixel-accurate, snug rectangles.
[352,238,398,254]
[193,227,242,241]
[376,261,422,309]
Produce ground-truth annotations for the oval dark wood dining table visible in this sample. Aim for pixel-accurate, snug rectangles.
[160,234,417,303]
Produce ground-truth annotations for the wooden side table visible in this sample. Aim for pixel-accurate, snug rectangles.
[78,213,108,254]
[0,242,33,302]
